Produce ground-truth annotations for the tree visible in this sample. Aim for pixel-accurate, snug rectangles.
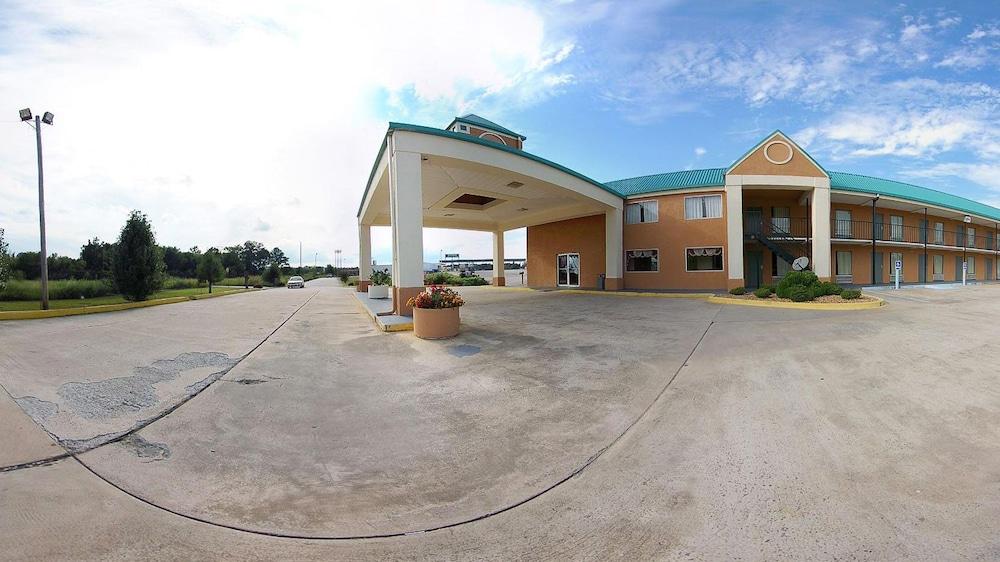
[0,228,10,289]
[13,251,40,280]
[222,245,242,277]
[270,247,289,268]
[80,238,113,279]
[262,262,281,287]
[197,250,225,293]
[236,240,269,287]
[111,210,165,301]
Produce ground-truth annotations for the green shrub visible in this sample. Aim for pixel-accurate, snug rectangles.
[776,270,819,299]
[816,281,843,296]
[841,288,862,300]
[262,263,282,287]
[162,277,200,290]
[729,286,746,295]
[370,269,391,286]
[753,286,772,298]
[789,285,812,302]
[457,275,489,286]
[220,275,261,286]
[346,276,359,286]
[338,271,349,283]
[425,271,457,285]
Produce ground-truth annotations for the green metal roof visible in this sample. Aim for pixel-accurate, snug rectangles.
[356,122,616,217]
[604,168,726,196]
[447,114,526,140]
[829,171,1000,222]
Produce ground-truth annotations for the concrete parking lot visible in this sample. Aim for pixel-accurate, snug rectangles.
[2,279,1000,560]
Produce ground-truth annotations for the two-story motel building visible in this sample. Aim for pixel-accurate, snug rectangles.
[357,114,1000,315]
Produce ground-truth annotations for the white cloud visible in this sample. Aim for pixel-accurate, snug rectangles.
[968,24,1000,40]
[694,147,706,157]
[0,0,574,265]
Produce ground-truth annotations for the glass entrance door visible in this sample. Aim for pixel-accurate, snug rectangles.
[557,253,580,287]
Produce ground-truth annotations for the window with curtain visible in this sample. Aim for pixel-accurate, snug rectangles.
[934,222,944,244]
[684,195,722,220]
[890,215,903,241]
[625,201,658,224]
[686,247,723,271]
[933,255,943,275]
[835,210,852,238]
[836,251,852,275]
[967,227,976,247]
[625,249,659,272]
[967,256,976,274]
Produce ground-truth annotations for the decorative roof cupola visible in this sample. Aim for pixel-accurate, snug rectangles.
[445,114,526,149]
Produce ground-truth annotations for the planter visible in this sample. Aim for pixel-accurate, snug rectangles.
[412,306,460,339]
[369,284,390,299]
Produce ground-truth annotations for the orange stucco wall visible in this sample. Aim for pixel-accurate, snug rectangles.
[623,191,729,290]
[526,214,606,288]
[729,142,826,178]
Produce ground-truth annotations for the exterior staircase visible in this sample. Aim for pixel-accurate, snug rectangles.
[744,216,811,269]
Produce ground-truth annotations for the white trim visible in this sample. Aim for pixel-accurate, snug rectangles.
[830,189,999,226]
[763,140,793,165]
[624,248,660,273]
[556,252,581,287]
[684,194,723,220]
[478,131,508,146]
[684,246,725,273]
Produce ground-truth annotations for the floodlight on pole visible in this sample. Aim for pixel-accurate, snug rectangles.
[19,107,55,310]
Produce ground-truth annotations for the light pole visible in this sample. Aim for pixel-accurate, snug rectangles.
[20,108,54,310]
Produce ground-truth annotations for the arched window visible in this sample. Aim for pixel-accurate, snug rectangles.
[478,132,508,146]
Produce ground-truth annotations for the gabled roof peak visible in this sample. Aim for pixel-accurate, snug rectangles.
[446,114,526,141]
[726,130,828,177]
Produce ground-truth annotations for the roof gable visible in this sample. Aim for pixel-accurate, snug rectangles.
[446,114,526,140]
[727,130,828,178]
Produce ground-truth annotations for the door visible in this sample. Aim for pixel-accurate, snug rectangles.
[987,258,993,281]
[557,253,580,287]
[955,256,963,281]
[874,213,884,241]
[745,250,763,289]
[745,207,763,236]
[873,252,884,284]
[919,254,927,283]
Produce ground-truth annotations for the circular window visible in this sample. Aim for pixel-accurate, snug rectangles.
[763,140,793,165]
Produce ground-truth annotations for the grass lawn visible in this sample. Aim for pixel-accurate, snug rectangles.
[0,286,249,312]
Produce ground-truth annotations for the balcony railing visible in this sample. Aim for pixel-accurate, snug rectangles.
[744,216,811,239]
[831,219,998,250]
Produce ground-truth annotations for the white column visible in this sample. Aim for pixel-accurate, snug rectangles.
[358,223,372,290]
[811,184,832,280]
[492,231,505,286]
[605,208,623,289]
[725,181,744,288]
[388,135,424,314]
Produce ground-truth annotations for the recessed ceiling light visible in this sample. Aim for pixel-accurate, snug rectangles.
[444,213,455,216]
[506,181,524,188]
[517,207,529,212]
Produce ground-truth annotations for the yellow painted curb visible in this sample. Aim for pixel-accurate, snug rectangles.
[706,295,885,310]
[0,289,256,321]
[557,289,713,299]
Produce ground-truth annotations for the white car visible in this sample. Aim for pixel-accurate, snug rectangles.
[286,275,305,289]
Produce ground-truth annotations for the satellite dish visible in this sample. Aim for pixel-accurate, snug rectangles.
[792,256,810,271]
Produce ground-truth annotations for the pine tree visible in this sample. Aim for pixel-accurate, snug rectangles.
[111,210,165,301]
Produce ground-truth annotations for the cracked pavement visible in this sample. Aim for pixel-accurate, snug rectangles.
[2,280,1000,560]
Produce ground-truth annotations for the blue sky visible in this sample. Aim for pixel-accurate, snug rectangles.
[2,1,999,265]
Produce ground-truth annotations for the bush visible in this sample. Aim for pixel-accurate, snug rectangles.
[425,271,456,285]
[729,286,746,295]
[221,275,261,286]
[817,281,843,296]
[776,270,819,299]
[262,263,282,287]
[753,286,772,298]
[338,271,349,284]
[162,277,200,290]
[789,285,812,302]
[112,210,165,301]
[457,276,489,286]
[841,289,862,300]
[370,269,391,286]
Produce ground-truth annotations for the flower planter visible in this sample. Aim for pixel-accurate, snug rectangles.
[412,306,460,339]
[369,284,389,299]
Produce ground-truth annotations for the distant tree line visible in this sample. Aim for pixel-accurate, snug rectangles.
[1,211,336,301]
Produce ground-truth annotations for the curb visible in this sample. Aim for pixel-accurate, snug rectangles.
[557,289,714,299]
[0,288,257,321]
[705,295,885,310]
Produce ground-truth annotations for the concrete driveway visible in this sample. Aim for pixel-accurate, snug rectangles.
[2,280,1000,559]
